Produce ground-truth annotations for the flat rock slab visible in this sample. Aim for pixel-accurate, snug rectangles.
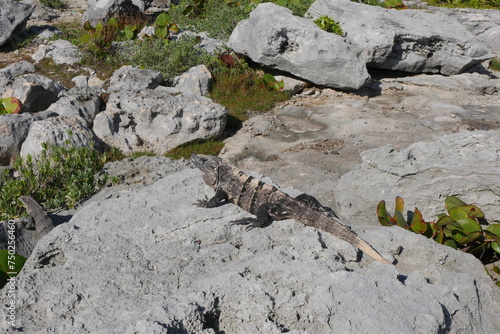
[219,79,500,222]
[1,161,498,333]
[228,3,370,90]
[307,0,492,74]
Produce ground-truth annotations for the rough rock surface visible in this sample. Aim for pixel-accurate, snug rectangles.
[228,3,370,90]
[20,116,99,159]
[1,162,498,333]
[107,65,163,93]
[82,0,146,25]
[336,130,500,225]
[32,39,82,65]
[172,65,212,96]
[307,0,492,75]
[0,74,65,113]
[93,89,226,155]
[0,114,33,165]
[0,0,35,46]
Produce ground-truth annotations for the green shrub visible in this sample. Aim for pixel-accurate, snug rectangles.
[355,0,406,8]
[0,140,113,220]
[125,36,212,79]
[425,0,499,8]
[377,196,500,263]
[40,0,68,9]
[314,15,343,35]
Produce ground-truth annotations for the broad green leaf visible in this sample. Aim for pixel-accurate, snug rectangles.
[394,210,407,228]
[108,17,118,28]
[437,215,453,227]
[456,205,484,218]
[95,21,104,32]
[395,196,404,214]
[0,97,22,114]
[448,207,469,221]
[435,228,444,244]
[275,0,287,7]
[156,13,172,27]
[154,26,169,39]
[443,239,457,249]
[410,208,427,234]
[493,265,500,275]
[491,241,500,254]
[486,224,500,237]
[377,201,391,226]
[169,24,179,33]
[445,196,467,210]
[83,21,94,31]
[456,217,482,234]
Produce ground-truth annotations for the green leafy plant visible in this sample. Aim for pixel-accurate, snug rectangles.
[355,0,407,9]
[0,140,114,220]
[377,196,500,262]
[0,97,22,114]
[0,250,27,289]
[40,0,68,9]
[313,15,344,35]
[490,57,500,71]
[425,0,499,9]
[260,73,285,91]
[80,18,123,58]
[153,13,179,41]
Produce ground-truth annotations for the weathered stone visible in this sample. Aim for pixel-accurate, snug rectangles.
[172,65,212,96]
[228,3,370,90]
[32,40,82,65]
[335,130,500,226]
[384,72,499,95]
[1,162,498,333]
[0,61,35,78]
[0,74,65,113]
[82,0,146,26]
[0,0,35,46]
[93,89,226,155]
[44,85,103,126]
[274,75,309,95]
[0,114,33,165]
[307,0,492,75]
[107,65,163,93]
[20,116,99,159]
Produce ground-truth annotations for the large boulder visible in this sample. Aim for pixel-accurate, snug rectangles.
[107,66,163,93]
[1,162,498,332]
[0,114,33,165]
[93,89,226,154]
[307,0,492,75]
[32,40,82,65]
[20,116,99,159]
[228,3,370,90]
[0,74,65,113]
[335,130,500,226]
[82,0,146,26]
[0,0,35,46]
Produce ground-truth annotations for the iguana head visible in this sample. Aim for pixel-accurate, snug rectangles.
[191,154,224,187]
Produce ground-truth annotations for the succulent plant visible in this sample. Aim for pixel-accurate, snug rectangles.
[377,196,500,261]
[0,97,22,114]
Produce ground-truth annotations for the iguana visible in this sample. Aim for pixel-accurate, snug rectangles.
[18,196,55,240]
[191,154,392,265]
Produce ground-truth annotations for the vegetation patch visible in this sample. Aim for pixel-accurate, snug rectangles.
[314,15,344,35]
[490,57,500,71]
[165,138,225,160]
[0,140,114,220]
[424,0,499,9]
[378,196,500,285]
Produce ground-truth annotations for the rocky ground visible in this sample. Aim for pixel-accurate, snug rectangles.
[1,1,500,333]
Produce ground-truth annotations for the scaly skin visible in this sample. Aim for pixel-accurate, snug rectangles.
[192,154,392,265]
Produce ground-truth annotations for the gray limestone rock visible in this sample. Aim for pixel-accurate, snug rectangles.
[20,116,99,159]
[0,114,33,165]
[335,130,500,227]
[32,40,82,65]
[107,65,163,93]
[307,0,492,75]
[0,74,65,113]
[0,61,35,78]
[172,65,212,96]
[82,0,146,26]
[0,162,498,333]
[228,3,370,90]
[93,89,226,155]
[0,0,35,46]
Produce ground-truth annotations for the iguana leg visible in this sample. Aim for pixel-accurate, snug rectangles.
[295,193,338,218]
[195,189,228,208]
[230,203,271,231]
